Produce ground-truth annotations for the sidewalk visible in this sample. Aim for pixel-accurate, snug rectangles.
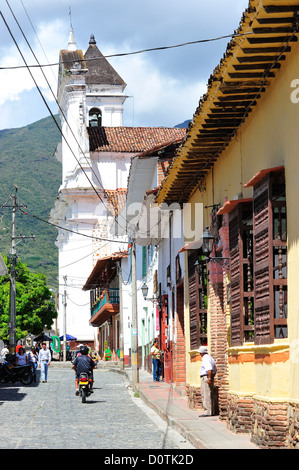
[51,360,258,449]
[105,363,259,450]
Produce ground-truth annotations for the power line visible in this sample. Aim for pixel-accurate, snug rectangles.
[4,1,130,236]
[0,31,255,71]
[18,206,126,244]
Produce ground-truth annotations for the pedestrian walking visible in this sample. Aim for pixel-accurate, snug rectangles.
[28,347,38,382]
[198,346,217,417]
[151,339,162,382]
[38,342,51,382]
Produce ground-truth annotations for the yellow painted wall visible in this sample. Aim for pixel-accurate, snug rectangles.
[184,39,299,401]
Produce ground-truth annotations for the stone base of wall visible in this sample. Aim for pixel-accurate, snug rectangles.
[186,385,202,409]
[227,394,253,434]
[227,393,299,449]
[252,400,289,448]
[186,384,219,415]
[288,403,299,449]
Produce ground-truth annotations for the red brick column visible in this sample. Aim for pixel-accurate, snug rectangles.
[172,284,186,384]
[209,281,229,420]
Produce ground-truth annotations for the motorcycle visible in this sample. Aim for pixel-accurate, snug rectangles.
[0,357,33,386]
[78,372,92,403]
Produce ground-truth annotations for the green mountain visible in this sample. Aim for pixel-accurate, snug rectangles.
[0,115,61,289]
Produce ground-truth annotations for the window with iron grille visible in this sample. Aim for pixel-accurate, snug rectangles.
[228,168,287,346]
[229,201,254,346]
[188,250,208,349]
[253,170,287,344]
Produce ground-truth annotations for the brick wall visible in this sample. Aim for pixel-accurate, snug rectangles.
[172,284,186,384]
[227,394,254,434]
[186,278,229,416]
[252,400,289,448]
[227,395,299,449]
[186,385,203,409]
[157,159,172,186]
[209,281,229,420]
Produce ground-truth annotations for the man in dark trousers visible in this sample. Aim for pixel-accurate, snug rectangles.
[72,345,95,396]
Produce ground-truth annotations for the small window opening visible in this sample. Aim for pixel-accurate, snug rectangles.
[89,108,102,127]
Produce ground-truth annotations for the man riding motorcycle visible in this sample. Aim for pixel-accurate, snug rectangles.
[72,345,95,396]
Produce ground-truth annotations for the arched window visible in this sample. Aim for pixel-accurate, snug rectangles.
[88,108,102,127]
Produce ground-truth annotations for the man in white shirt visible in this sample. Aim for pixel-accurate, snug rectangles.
[38,342,51,382]
[198,346,217,416]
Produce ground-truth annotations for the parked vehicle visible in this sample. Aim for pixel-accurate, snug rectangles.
[0,359,33,385]
[78,372,92,403]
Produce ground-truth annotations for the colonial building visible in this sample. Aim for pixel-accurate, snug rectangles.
[157,0,299,448]
[126,139,186,381]
[81,130,185,360]
[50,29,128,345]
[50,25,186,352]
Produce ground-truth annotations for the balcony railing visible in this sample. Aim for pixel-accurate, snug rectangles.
[91,288,119,317]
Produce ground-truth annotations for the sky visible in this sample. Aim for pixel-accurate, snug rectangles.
[0,0,250,131]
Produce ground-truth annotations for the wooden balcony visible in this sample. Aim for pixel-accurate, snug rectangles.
[89,288,119,327]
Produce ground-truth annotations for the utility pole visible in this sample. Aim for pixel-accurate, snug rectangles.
[2,187,35,353]
[9,190,17,354]
[117,261,124,371]
[131,240,139,384]
[63,276,67,362]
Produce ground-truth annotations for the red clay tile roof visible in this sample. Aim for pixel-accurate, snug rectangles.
[88,126,186,153]
[105,188,127,217]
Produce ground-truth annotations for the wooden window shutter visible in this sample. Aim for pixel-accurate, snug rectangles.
[229,208,242,346]
[253,175,272,344]
[188,250,207,350]
[188,251,199,350]
[272,171,287,339]
[229,201,253,346]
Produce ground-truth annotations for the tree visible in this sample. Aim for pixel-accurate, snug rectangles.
[0,256,57,341]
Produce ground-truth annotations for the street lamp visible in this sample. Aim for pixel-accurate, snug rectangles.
[141,282,149,300]
[141,282,157,303]
[201,226,230,268]
[141,283,161,309]
[201,226,214,257]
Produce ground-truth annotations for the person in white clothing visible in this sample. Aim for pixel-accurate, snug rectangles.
[16,347,28,366]
[198,346,217,417]
[38,342,51,382]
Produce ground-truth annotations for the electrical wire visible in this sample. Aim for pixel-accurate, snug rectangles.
[177,26,299,204]
[18,206,126,244]
[0,31,255,71]
[4,1,129,236]
[0,10,104,207]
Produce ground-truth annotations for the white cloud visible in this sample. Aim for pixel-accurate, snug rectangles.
[0,0,249,129]
[109,50,207,127]
[0,19,63,108]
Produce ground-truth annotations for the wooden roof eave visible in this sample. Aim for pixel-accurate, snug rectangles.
[156,1,299,205]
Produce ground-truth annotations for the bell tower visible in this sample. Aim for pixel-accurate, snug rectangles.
[84,34,127,128]
[51,28,127,345]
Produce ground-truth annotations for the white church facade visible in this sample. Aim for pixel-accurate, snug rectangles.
[50,28,186,353]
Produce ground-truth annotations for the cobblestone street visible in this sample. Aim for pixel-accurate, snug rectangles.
[0,367,190,449]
